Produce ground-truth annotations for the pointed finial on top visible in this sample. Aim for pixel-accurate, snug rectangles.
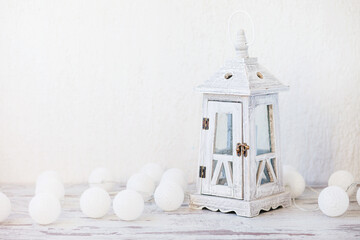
[234,29,249,58]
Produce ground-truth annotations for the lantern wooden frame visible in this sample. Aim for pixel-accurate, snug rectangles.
[189,30,291,217]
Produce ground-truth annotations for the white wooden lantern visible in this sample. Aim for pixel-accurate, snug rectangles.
[190,29,291,217]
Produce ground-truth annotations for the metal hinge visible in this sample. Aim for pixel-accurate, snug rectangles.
[202,118,209,130]
[236,143,250,157]
[199,166,206,178]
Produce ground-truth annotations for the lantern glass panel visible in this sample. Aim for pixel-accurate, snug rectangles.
[261,162,272,184]
[270,158,277,177]
[213,161,233,186]
[211,160,218,178]
[214,113,233,155]
[256,161,275,185]
[255,105,274,155]
[256,158,276,185]
[216,163,228,186]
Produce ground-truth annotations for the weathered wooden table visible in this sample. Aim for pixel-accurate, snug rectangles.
[0,184,359,239]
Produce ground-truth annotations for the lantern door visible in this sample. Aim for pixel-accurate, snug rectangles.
[201,101,243,199]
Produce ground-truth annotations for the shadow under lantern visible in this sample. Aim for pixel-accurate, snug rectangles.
[189,29,291,217]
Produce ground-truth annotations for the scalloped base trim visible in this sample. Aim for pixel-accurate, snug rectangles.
[189,191,290,217]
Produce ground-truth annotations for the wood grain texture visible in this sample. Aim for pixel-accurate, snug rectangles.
[249,94,284,200]
[0,184,359,239]
[197,93,287,214]
[190,191,290,217]
[195,29,289,97]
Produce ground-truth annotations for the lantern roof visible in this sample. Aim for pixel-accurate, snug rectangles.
[196,29,289,96]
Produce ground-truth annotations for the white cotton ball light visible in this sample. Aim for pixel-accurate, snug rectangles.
[113,190,144,221]
[29,193,61,225]
[283,167,305,198]
[140,163,164,184]
[35,177,65,200]
[126,173,155,200]
[88,168,115,192]
[318,186,349,217]
[154,182,184,211]
[80,187,111,219]
[0,192,11,222]
[357,188,360,206]
[328,170,355,196]
[36,170,62,184]
[161,168,187,191]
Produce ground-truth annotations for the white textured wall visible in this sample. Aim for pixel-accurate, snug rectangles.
[0,0,359,184]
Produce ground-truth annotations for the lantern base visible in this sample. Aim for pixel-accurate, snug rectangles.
[189,191,290,217]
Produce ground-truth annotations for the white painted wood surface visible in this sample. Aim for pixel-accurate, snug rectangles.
[194,29,290,216]
[0,184,359,239]
[195,30,289,96]
[190,191,290,217]
[202,101,243,199]
[249,94,284,200]
[196,93,288,216]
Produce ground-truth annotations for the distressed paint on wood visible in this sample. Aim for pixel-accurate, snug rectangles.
[193,29,290,216]
[190,191,290,217]
[250,94,285,200]
[0,184,359,240]
[202,101,243,199]
[195,31,289,96]
[195,92,287,216]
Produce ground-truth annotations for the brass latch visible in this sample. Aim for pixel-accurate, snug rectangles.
[202,118,209,130]
[199,166,206,178]
[236,143,250,157]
